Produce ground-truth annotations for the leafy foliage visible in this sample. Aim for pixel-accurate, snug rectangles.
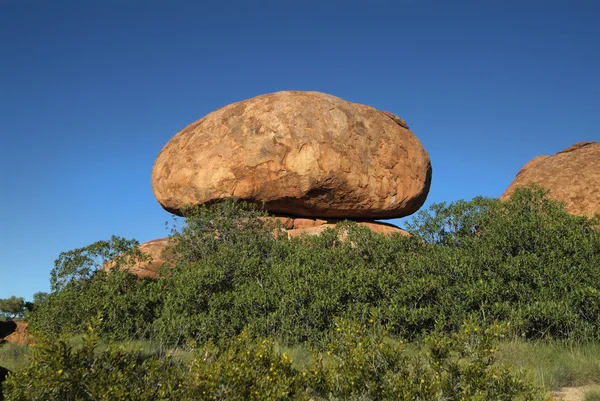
[27,187,600,347]
[0,297,25,320]
[8,187,600,398]
[50,236,146,292]
[2,318,547,400]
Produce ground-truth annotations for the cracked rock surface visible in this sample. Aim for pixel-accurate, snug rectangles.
[501,142,599,218]
[152,91,431,219]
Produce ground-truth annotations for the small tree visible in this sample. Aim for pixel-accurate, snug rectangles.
[50,236,144,292]
[24,292,50,313]
[0,296,25,319]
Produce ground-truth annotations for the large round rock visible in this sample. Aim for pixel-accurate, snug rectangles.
[501,142,599,218]
[152,91,432,219]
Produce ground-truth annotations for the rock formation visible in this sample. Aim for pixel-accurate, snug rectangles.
[101,237,173,279]
[111,90,434,280]
[267,216,411,238]
[3,321,31,346]
[501,142,599,218]
[152,91,431,219]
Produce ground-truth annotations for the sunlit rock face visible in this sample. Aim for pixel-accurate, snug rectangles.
[101,238,173,279]
[152,91,431,219]
[501,142,600,218]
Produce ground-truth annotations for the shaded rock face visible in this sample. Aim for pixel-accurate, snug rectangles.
[501,142,600,218]
[152,91,432,219]
[0,321,16,339]
[3,322,31,346]
[101,238,173,279]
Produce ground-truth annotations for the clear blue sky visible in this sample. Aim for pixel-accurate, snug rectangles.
[1,0,598,300]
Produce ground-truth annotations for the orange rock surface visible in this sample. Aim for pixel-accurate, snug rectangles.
[101,237,173,279]
[152,91,431,219]
[501,142,599,218]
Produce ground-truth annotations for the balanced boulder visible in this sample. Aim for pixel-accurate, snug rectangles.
[501,142,599,218]
[152,91,431,219]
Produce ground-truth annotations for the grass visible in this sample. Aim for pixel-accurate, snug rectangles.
[3,333,600,395]
[66,335,196,363]
[274,342,313,370]
[584,389,600,401]
[0,341,30,372]
[498,339,600,391]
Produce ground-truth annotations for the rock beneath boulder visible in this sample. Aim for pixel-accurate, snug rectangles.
[267,217,410,238]
[501,142,600,218]
[152,91,432,219]
[101,238,173,279]
[263,216,329,230]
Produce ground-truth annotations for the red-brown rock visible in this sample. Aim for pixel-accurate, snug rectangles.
[4,321,32,346]
[501,142,600,218]
[260,216,410,238]
[281,219,410,238]
[101,238,173,279]
[152,91,431,219]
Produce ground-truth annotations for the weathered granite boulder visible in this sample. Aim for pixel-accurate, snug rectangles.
[152,91,431,219]
[3,321,31,346]
[501,142,599,218]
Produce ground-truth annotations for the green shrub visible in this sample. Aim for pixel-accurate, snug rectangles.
[0,297,26,320]
[0,342,30,373]
[585,389,600,401]
[3,318,185,401]
[27,187,600,348]
[3,318,547,400]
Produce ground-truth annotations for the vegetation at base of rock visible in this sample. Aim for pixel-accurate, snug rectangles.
[2,317,547,401]
[27,186,600,347]
[497,340,600,391]
[3,185,598,398]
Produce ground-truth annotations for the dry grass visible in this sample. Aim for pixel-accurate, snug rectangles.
[498,339,600,391]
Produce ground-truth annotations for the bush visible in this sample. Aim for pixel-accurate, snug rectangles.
[27,187,600,348]
[0,297,25,320]
[2,318,547,401]
[3,317,185,401]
